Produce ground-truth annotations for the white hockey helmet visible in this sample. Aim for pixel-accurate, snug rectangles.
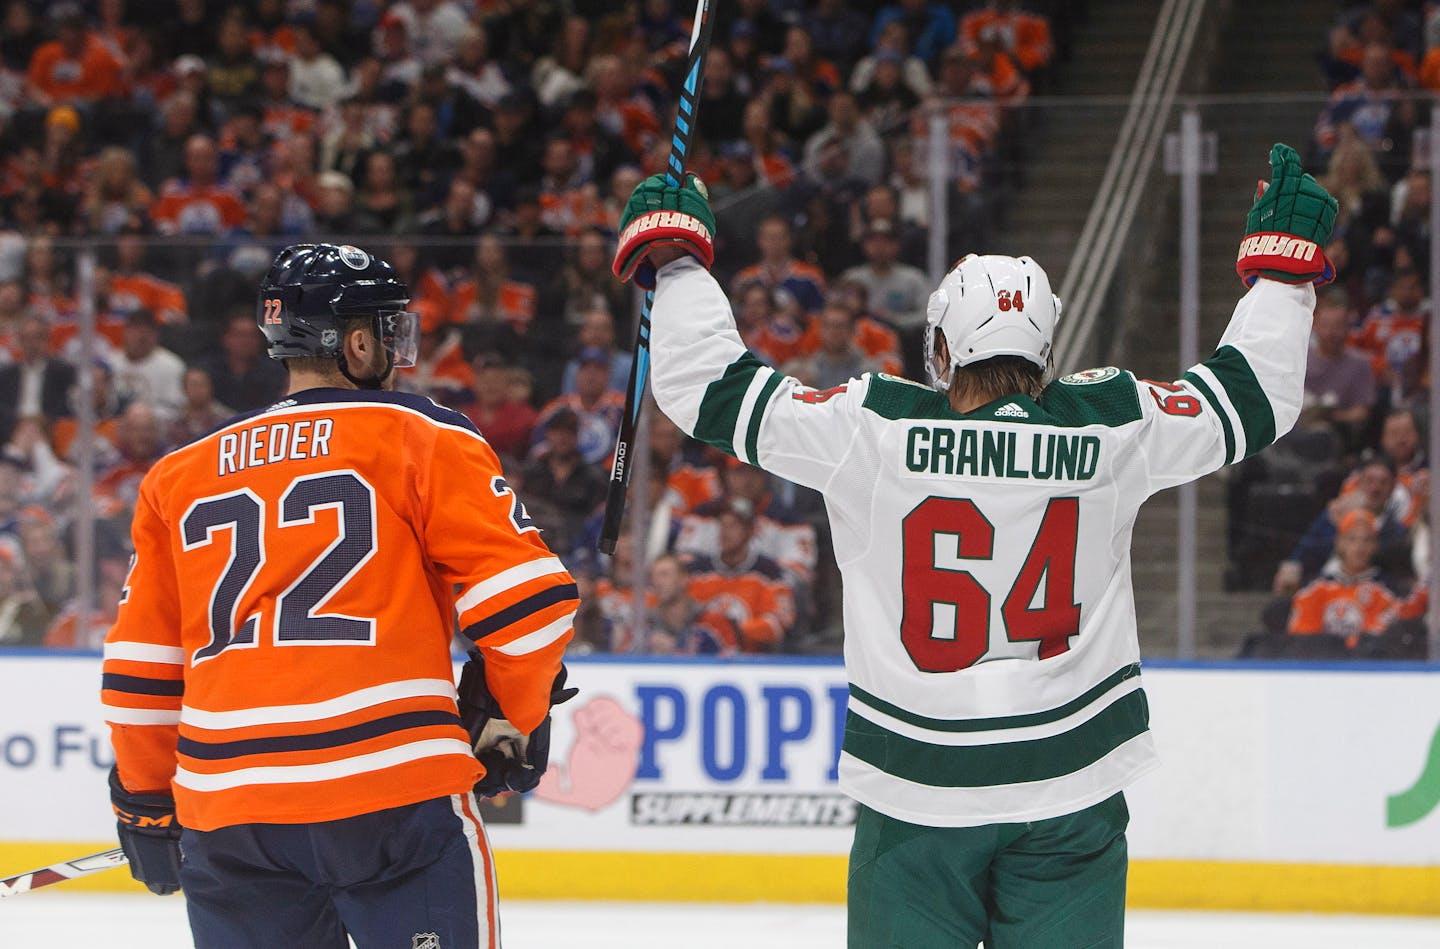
[923,254,1062,391]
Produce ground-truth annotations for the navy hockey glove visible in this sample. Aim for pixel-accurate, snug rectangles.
[109,766,182,896]
[1236,143,1338,287]
[612,173,715,290]
[457,652,578,797]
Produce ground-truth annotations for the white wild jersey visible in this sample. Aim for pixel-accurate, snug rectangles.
[650,258,1314,827]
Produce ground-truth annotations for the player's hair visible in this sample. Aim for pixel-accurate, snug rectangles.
[283,315,374,381]
[949,354,1046,405]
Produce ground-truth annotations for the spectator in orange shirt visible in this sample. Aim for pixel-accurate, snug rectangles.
[453,233,538,335]
[106,230,187,325]
[25,4,124,109]
[685,501,797,652]
[150,135,249,236]
[1349,267,1426,395]
[1288,509,1403,649]
[960,1,1054,75]
[787,301,889,391]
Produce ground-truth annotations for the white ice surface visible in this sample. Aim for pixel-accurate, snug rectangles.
[2,895,1438,947]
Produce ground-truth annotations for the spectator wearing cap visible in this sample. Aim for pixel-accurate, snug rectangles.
[533,345,625,466]
[38,105,86,196]
[25,3,124,109]
[0,315,74,424]
[288,20,346,111]
[869,0,958,67]
[521,404,607,551]
[462,351,537,460]
[150,134,248,236]
[761,52,826,146]
[839,217,931,335]
[560,309,632,396]
[853,44,924,130]
[111,308,185,423]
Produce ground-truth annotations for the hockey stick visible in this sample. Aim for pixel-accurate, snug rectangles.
[598,0,717,555]
[0,847,128,898]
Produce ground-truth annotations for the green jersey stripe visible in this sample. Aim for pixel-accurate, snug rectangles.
[743,370,784,464]
[692,354,767,455]
[1182,370,1236,465]
[843,688,1150,788]
[850,663,1140,733]
[1204,345,1275,456]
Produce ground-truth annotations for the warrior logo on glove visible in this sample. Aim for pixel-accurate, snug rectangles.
[612,173,716,290]
[1236,143,1339,287]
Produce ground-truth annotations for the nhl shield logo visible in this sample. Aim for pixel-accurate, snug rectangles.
[412,934,440,949]
[321,328,339,349]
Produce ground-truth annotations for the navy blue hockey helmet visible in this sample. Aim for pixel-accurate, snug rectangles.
[257,243,418,369]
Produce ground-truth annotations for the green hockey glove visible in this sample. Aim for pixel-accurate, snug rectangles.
[612,173,716,290]
[1236,143,1339,287]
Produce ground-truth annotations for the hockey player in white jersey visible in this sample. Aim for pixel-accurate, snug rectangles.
[612,143,1337,947]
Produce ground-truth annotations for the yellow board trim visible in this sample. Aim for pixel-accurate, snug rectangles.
[3,843,1436,915]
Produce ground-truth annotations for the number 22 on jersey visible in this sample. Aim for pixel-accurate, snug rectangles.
[901,496,1080,672]
[181,469,378,664]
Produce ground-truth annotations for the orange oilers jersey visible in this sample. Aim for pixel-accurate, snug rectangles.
[102,388,576,831]
[1288,575,1397,645]
[685,556,795,651]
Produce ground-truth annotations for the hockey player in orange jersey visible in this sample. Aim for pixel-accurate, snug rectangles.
[102,243,576,949]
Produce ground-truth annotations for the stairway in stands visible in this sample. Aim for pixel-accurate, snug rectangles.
[1116,0,1333,656]
[989,0,1168,279]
